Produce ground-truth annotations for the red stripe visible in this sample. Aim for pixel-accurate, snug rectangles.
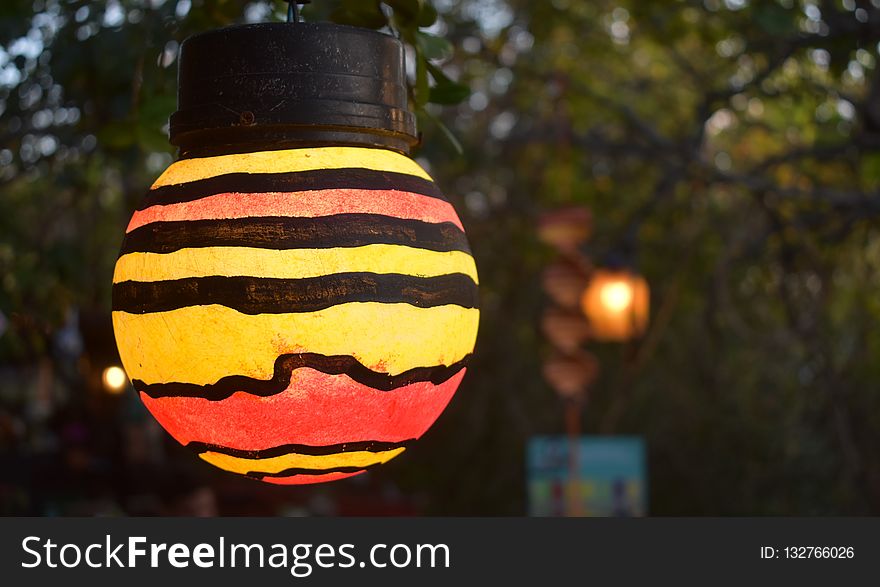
[140,368,465,450]
[260,471,365,485]
[127,189,463,232]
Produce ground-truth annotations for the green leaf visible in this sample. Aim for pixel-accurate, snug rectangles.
[420,107,464,155]
[416,31,453,61]
[426,61,470,105]
[425,61,454,84]
[429,82,471,105]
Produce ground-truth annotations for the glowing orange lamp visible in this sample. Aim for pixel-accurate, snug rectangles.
[101,365,128,395]
[580,268,649,342]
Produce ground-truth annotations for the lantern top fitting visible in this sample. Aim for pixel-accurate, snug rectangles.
[169,22,418,158]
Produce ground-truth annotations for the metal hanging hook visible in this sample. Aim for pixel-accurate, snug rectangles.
[286,1,310,24]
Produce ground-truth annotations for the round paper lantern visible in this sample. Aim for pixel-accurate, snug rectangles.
[580,268,648,342]
[111,23,479,485]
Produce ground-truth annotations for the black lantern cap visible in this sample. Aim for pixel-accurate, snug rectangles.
[170,22,418,157]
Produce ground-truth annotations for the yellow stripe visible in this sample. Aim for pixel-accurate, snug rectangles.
[114,245,479,284]
[113,303,479,385]
[152,146,432,188]
[199,447,406,475]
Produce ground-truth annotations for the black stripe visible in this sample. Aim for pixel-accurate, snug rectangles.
[250,467,368,479]
[187,439,412,459]
[135,352,471,400]
[140,168,445,210]
[113,272,479,314]
[119,214,470,255]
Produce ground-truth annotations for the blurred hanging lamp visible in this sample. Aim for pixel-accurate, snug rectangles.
[101,365,128,395]
[111,1,479,485]
[580,265,649,342]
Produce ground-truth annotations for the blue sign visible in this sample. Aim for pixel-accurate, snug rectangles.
[527,436,647,517]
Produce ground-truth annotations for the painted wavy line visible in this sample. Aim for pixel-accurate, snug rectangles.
[113,246,479,285]
[187,439,412,459]
[259,471,364,485]
[112,272,479,315]
[250,466,369,479]
[119,214,470,256]
[134,353,471,400]
[139,168,444,211]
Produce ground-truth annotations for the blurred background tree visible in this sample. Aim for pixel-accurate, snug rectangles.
[3,0,880,515]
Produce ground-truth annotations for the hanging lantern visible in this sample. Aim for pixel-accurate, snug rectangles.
[540,307,590,354]
[580,268,649,342]
[101,365,128,394]
[111,22,479,485]
[536,206,592,253]
[541,351,599,401]
[541,262,589,310]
